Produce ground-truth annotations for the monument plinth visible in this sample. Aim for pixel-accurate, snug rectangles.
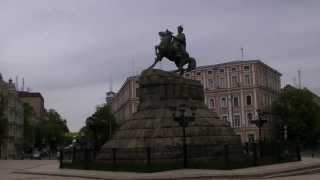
[97,69,242,163]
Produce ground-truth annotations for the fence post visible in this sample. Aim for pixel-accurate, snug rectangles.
[112,148,117,168]
[296,144,301,161]
[59,149,64,169]
[245,143,249,155]
[84,147,89,170]
[146,147,151,166]
[224,144,229,169]
[253,143,258,166]
[72,146,76,163]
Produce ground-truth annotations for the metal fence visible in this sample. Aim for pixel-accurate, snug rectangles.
[59,141,301,172]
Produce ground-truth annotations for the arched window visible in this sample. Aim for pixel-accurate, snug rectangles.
[209,98,215,109]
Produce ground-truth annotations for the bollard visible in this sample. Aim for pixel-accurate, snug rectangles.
[112,148,117,167]
[245,143,249,155]
[276,142,281,162]
[296,144,301,161]
[224,144,229,169]
[84,148,89,170]
[72,146,76,163]
[183,142,188,168]
[146,147,151,166]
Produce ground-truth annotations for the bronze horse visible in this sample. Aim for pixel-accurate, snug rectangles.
[148,30,196,74]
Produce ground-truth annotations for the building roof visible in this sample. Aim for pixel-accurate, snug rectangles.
[113,75,139,97]
[18,91,44,102]
[193,60,282,76]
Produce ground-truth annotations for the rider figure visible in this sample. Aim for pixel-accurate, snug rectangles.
[175,25,186,51]
[172,25,188,60]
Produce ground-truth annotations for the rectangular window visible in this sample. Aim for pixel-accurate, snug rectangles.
[207,71,212,74]
[244,75,250,86]
[207,79,214,89]
[244,65,250,70]
[233,96,239,107]
[196,72,201,75]
[231,76,238,87]
[248,134,255,142]
[233,114,241,127]
[246,95,252,106]
[247,112,253,122]
[209,98,215,109]
[221,96,227,107]
[220,78,225,88]
[222,115,228,122]
[219,69,225,73]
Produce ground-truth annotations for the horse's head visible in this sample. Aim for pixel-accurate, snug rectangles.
[158,29,173,40]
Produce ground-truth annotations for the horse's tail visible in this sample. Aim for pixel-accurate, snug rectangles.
[187,57,196,72]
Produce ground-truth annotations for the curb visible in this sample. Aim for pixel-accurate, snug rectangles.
[12,163,320,180]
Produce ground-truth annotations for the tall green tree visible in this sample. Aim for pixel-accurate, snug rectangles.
[81,104,116,151]
[22,103,34,153]
[34,109,69,151]
[272,85,320,146]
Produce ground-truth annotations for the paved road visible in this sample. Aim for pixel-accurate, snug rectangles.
[0,160,89,180]
[2,160,320,180]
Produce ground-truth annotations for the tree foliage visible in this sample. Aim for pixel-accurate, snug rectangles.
[34,109,69,151]
[0,95,8,142]
[22,103,34,153]
[272,86,320,146]
[80,103,116,151]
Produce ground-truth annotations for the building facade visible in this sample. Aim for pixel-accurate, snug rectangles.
[111,76,139,125]
[0,76,24,159]
[110,60,281,142]
[18,91,46,123]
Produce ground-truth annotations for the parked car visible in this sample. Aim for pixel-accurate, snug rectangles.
[32,151,41,160]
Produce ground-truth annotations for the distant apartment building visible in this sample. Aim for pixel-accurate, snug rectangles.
[0,76,24,159]
[110,76,139,125]
[18,91,46,123]
[110,60,281,142]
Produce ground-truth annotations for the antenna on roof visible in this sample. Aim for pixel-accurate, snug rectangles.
[240,47,244,60]
[109,73,113,92]
[132,57,135,76]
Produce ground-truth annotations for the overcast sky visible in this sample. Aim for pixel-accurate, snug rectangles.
[1,0,319,131]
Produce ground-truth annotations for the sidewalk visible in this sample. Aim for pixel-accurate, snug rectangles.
[13,157,320,180]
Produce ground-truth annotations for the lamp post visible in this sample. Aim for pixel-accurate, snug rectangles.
[170,104,197,168]
[250,109,267,156]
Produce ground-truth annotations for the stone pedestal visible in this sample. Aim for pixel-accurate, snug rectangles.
[97,69,242,163]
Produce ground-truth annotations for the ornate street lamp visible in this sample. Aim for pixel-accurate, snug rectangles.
[170,104,197,168]
[250,109,268,156]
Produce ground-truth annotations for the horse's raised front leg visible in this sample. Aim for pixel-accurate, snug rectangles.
[147,54,163,70]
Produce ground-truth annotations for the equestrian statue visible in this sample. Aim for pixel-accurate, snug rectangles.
[148,25,196,74]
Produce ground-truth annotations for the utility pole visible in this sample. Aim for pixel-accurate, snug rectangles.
[298,70,301,89]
